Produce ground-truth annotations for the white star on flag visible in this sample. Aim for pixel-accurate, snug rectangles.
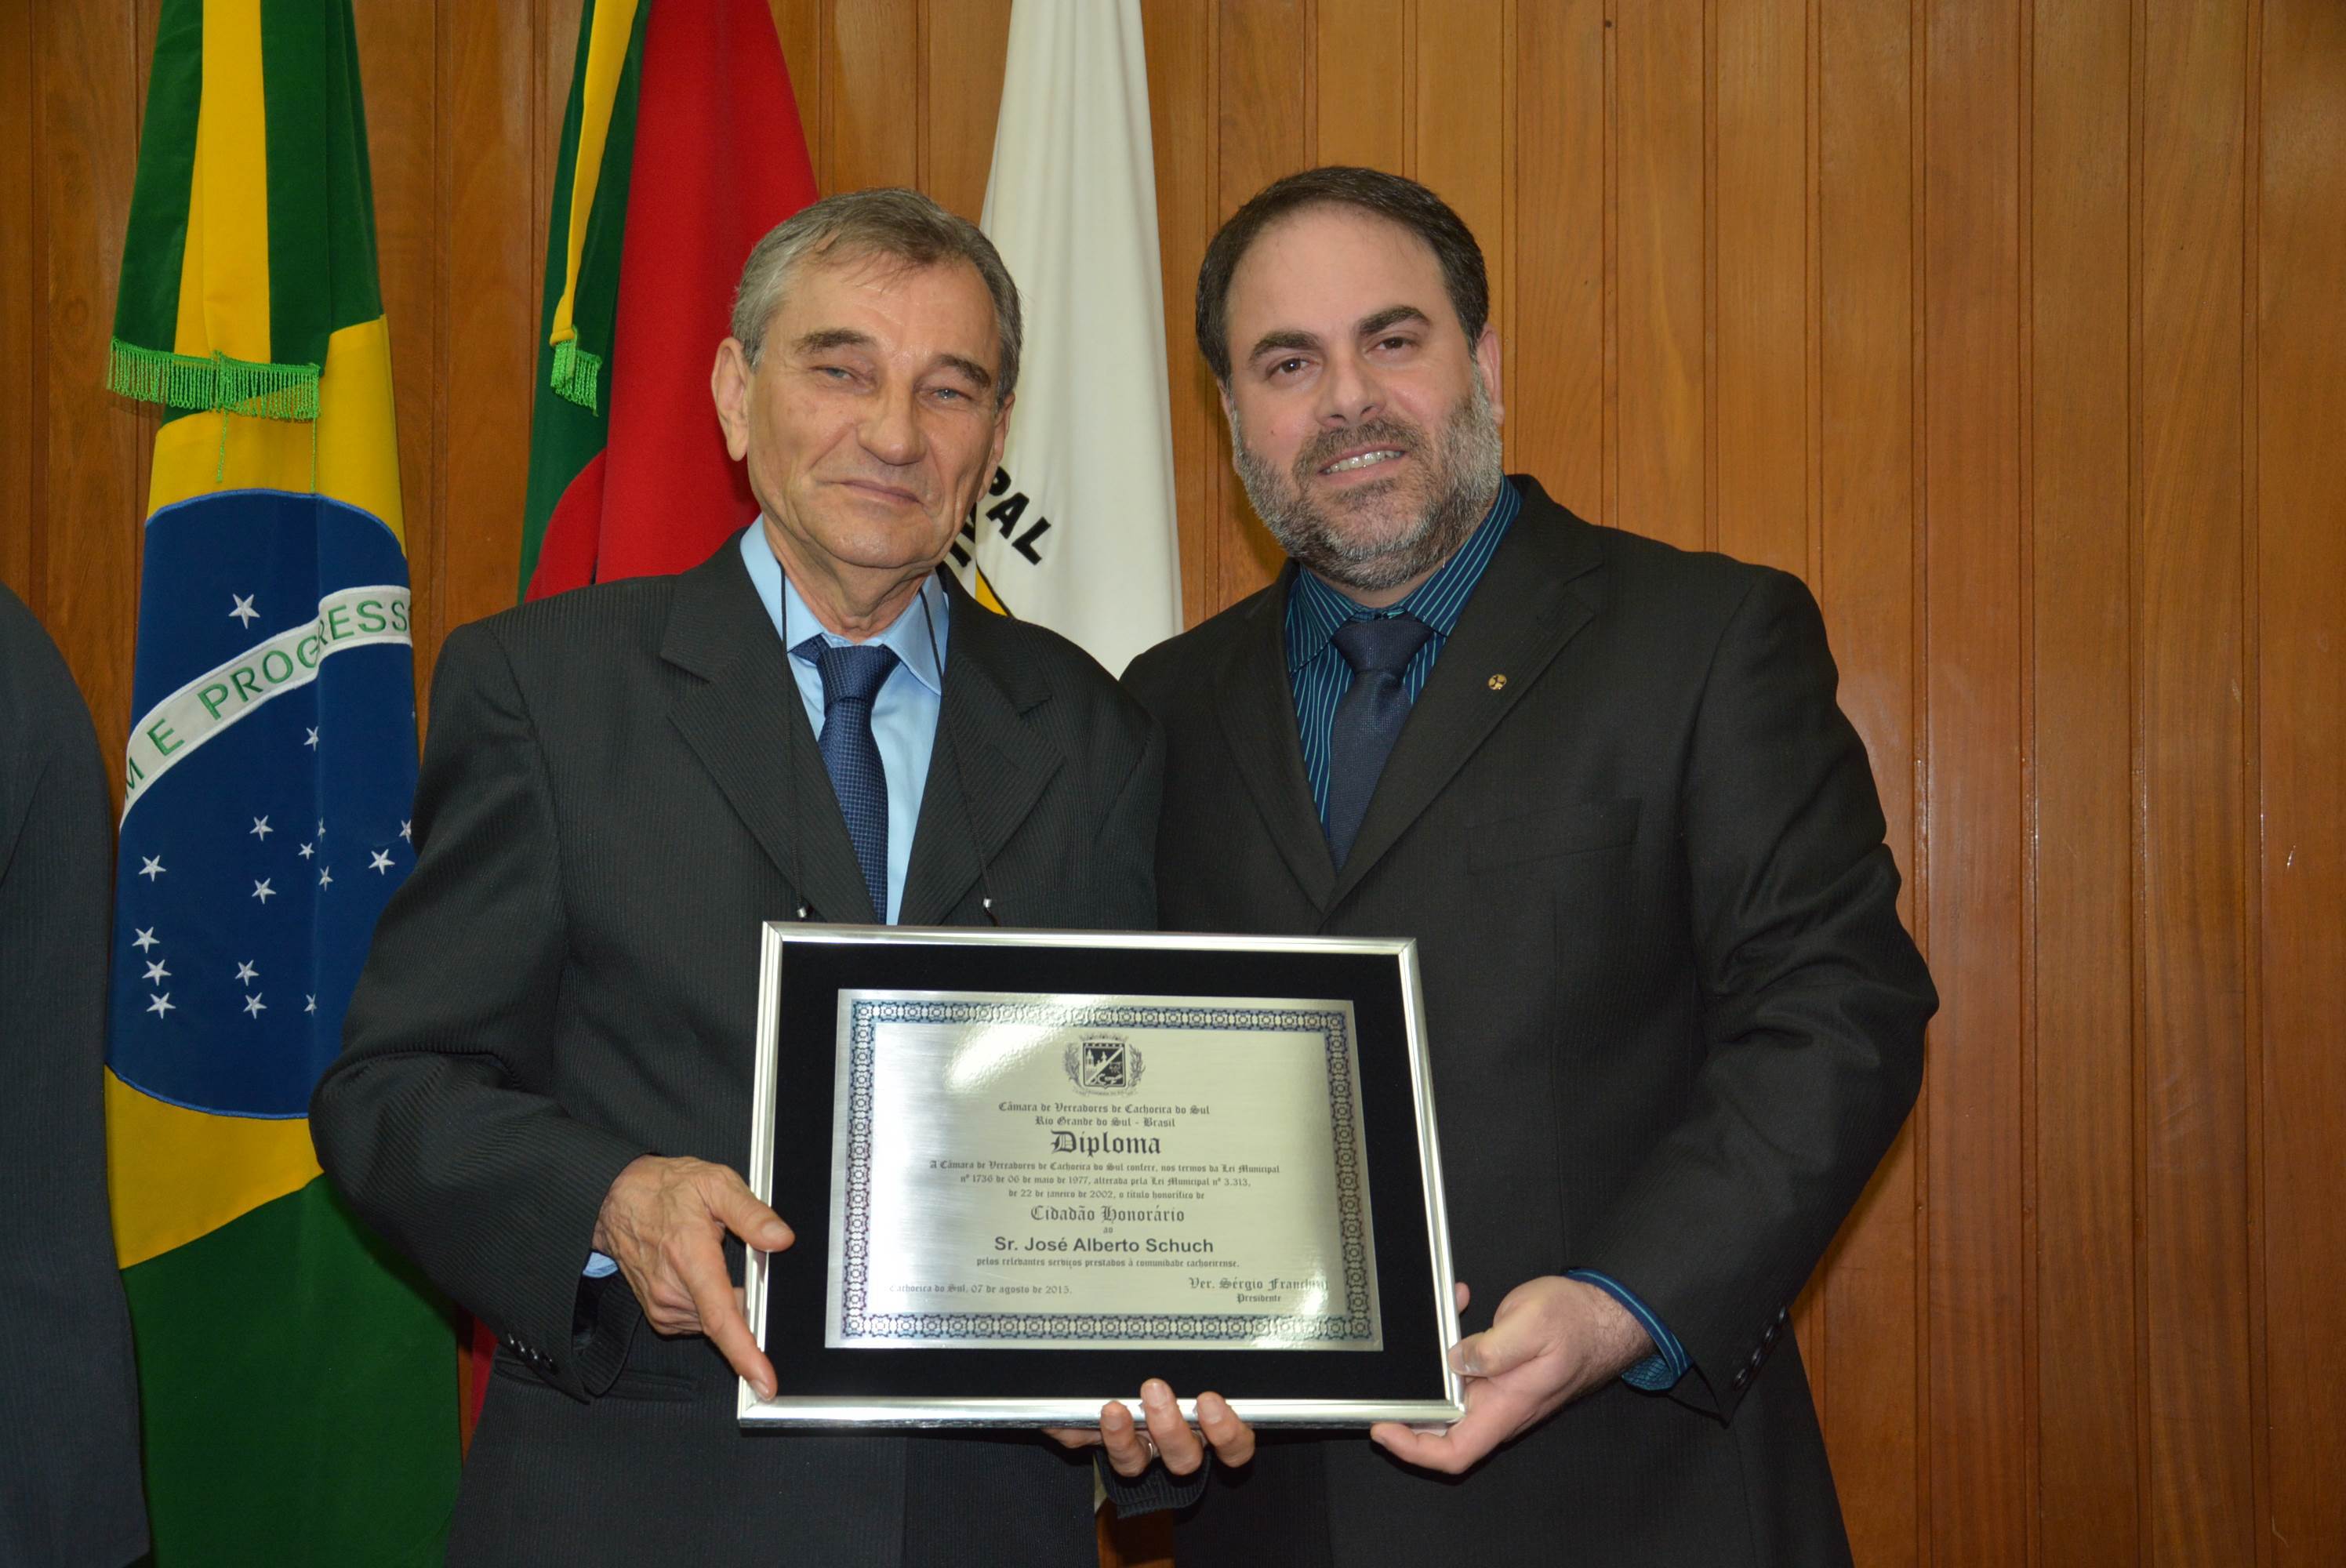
[243,993,267,1018]
[251,816,273,840]
[132,927,159,953]
[305,728,320,750]
[318,866,333,889]
[369,850,394,873]
[398,819,412,842]
[305,995,317,1014]
[147,993,174,1018]
[318,819,327,838]
[252,878,276,903]
[139,855,165,880]
[298,841,315,859]
[229,593,260,628]
[143,960,169,983]
[235,960,260,985]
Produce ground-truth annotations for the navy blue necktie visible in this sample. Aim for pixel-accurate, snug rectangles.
[796,637,899,921]
[1323,613,1434,869]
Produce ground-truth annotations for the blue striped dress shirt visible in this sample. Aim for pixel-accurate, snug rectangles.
[1283,478,1690,1393]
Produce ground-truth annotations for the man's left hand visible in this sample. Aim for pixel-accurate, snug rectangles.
[1368,1275,1651,1475]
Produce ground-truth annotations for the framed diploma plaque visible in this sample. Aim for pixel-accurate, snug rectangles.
[739,924,1464,1429]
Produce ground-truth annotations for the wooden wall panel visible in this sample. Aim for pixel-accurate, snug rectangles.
[37,0,147,804]
[1712,0,1809,578]
[921,0,1010,226]
[1413,0,1507,419]
[1209,0,1304,606]
[0,0,32,607]
[1812,2,1920,1559]
[1509,0,1604,519]
[1142,0,1222,635]
[1921,0,2030,1559]
[825,0,920,194]
[767,0,820,168]
[2029,0,2141,1559]
[2257,8,2346,1561]
[2137,2,2258,1559]
[7,3,2343,1563]
[429,0,537,710]
[1312,0,1405,173]
[353,0,438,701]
[1613,1,1706,550]
[2252,5,2346,1559]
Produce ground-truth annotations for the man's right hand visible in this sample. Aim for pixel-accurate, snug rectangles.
[593,1154,794,1399]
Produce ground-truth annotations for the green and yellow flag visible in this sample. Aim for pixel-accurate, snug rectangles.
[105,0,456,1559]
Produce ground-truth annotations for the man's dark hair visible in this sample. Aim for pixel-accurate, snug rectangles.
[1195,165,1489,386]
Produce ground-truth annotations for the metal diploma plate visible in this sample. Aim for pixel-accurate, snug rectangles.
[826,991,1381,1352]
[742,927,1463,1428]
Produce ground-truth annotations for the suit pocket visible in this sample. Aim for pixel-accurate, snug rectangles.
[1468,798,1642,872]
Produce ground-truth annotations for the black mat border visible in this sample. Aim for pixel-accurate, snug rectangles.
[754,933,1447,1407]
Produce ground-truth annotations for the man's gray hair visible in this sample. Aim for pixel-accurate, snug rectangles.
[730,187,1023,402]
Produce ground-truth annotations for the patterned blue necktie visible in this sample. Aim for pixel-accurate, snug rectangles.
[1323,612,1434,869]
[795,637,900,921]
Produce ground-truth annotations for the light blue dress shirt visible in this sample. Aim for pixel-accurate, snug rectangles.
[583,527,950,1281]
[737,524,947,926]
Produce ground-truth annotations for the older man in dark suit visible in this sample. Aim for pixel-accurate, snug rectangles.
[311,189,1242,1567]
[1124,166,1937,1565]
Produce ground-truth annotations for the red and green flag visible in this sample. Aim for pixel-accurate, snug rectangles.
[521,0,819,601]
[104,0,456,1559]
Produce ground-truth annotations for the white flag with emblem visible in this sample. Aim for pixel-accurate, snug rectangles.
[953,0,1181,675]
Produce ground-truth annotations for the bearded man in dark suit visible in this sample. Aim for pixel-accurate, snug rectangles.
[311,189,1244,1567]
[1124,165,1937,1566]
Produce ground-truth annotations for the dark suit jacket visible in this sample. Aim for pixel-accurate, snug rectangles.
[0,586,150,1568]
[1123,478,1936,1566]
[311,538,1164,1566]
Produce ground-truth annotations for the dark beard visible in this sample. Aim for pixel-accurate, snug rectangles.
[1233,376,1505,594]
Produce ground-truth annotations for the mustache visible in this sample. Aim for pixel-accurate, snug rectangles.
[1293,419,1422,476]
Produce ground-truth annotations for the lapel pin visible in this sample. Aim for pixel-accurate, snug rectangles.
[1487,673,1508,691]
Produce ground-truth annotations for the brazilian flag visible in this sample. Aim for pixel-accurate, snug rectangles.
[104,0,456,1559]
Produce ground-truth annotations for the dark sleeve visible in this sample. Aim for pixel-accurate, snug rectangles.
[310,620,648,1402]
[1101,1453,1208,1516]
[1573,568,1935,1420]
[0,590,151,1565]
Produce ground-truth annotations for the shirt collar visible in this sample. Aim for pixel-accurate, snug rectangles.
[1284,477,1521,675]
[738,522,950,696]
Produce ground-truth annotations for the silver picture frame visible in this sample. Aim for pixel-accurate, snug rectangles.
[739,923,1464,1429]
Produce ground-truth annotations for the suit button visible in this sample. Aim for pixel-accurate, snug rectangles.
[1731,1366,1752,1392]
[1763,1322,1781,1346]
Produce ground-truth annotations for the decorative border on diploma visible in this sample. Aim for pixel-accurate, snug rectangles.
[837,997,1376,1346]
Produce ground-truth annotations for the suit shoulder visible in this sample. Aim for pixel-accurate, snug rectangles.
[1585,521,1810,626]
[961,611,1156,763]
[1123,582,1279,706]
[445,575,680,669]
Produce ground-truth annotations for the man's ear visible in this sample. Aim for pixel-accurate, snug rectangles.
[1473,325,1505,426]
[711,338,754,461]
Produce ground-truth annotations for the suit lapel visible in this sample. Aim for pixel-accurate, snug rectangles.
[1213,564,1340,913]
[1329,482,1606,906]
[897,570,1062,927]
[661,539,879,924]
